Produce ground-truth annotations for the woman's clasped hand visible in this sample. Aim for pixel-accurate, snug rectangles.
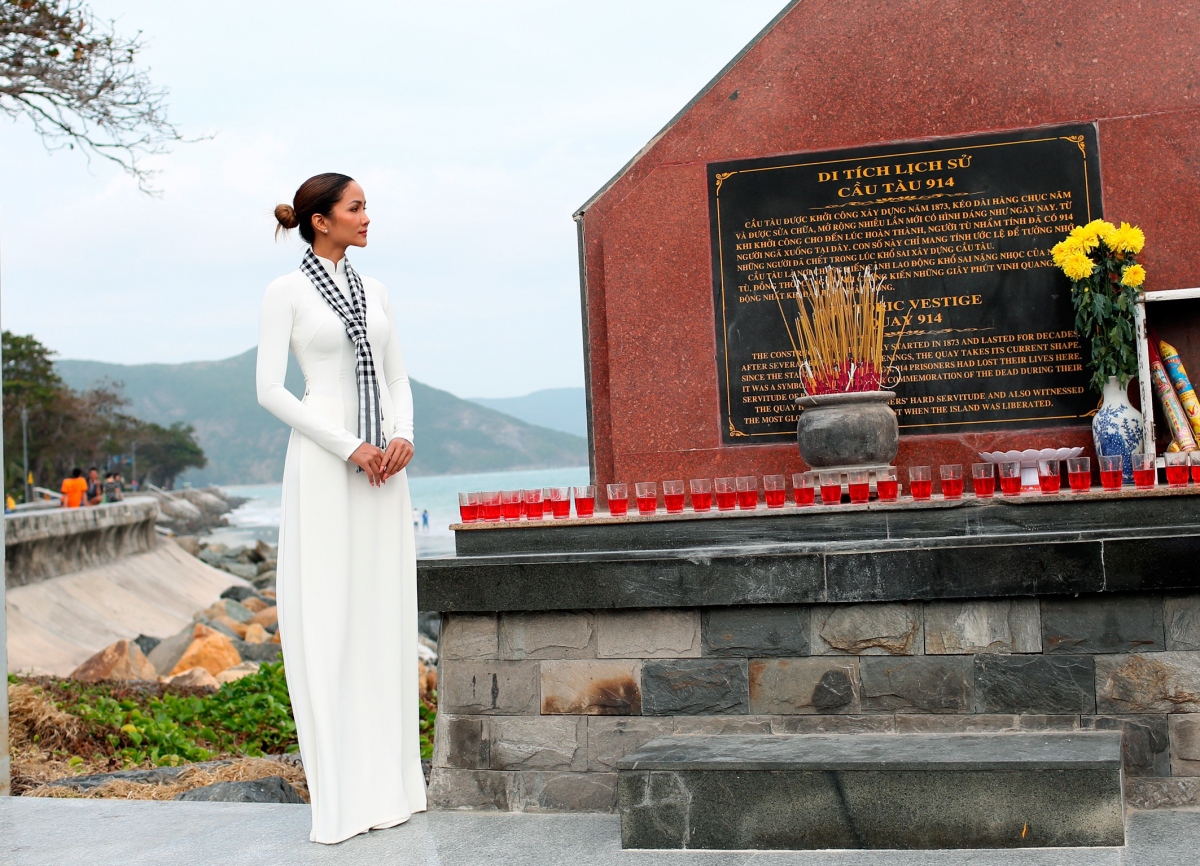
[349,439,414,486]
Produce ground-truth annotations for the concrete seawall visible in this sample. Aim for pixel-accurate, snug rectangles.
[4,498,160,588]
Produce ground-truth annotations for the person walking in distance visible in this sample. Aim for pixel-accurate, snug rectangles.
[258,174,423,844]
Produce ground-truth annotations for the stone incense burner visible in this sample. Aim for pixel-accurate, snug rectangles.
[794,390,899,468]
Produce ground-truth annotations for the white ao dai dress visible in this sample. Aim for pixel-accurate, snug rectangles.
[256,253,426,844]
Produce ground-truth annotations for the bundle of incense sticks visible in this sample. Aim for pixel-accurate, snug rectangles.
[774,266,889,395]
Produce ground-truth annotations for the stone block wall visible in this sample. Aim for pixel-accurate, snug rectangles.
[429,595,1200,812]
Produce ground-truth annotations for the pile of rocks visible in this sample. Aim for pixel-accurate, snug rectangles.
[176,538,277,593]
[70,585,282,691]
[149,486,246,535]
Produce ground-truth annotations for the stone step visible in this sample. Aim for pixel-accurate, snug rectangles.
[617,732,1124,851]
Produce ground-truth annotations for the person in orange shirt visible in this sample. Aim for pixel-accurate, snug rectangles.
[60,468,88,508]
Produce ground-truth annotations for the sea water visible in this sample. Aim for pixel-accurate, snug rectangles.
[209,466,591,558]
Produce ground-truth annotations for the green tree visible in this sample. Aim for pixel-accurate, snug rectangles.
[2,331,207,496]
[130,420,206,488]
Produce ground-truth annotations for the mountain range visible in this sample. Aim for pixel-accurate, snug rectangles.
[56,350,587,485]
[468,388,588,439]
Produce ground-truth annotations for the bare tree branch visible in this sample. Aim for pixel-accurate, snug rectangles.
[0,0,198,194]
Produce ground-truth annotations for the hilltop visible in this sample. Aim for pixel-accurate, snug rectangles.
[57,350,587,485]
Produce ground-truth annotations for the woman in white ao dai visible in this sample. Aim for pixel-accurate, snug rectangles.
[256,174,426,844]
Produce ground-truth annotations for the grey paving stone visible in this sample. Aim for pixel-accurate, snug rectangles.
[1080,714,1170,776]
[427,768,517,810]
[749,658,861,715]
[641,660,749,716]
[859,657,972,713]
[596,610,701,659]
[1041,595,1164,654]
[924,599,1040,654]
[1168,714,1200,775]
[892,714,1079,734]
[1096,651,1200,713]
[812,603,923,656]
[489,716,588,771]
[439,660,540,715]
[672,716,773,735]
[1165,595,1200,651]
[441,614,500,660]
[433,715,490,770]
[974,654,1096,714]
[541,660,641,715]
[701,606,810,657]
[618,765,1123,850]
[518,771,618,812]
[772,714,896,734]
[587,717,675,771]
[499,611,595,660]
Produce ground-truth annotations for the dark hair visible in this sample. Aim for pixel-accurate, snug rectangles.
[275,173,355,244]
[71,468,83,478]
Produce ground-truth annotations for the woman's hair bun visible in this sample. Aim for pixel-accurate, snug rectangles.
[274,203,299,230]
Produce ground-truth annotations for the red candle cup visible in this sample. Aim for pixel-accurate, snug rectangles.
[1192,453,1200,485]
[606,483,629,517]
[715,477,737,511]
[971,463,995,499]
[763,474,787,508]
[736,476,758,510]
[458,491,481,523]
[573,485,596,518]
[480,491,502,522]
[663,480,686,514]
[1165,452,1190,488]
[847,469,869,504]
[1099,455,1124,490]
[689,478,713,512]
[1066,457,1091,493]
[635,481,658,515]
[820,470,842,505]
[1133,454,1157,489]
[909,466,932,501]
[523,489,544,520]
[876,468,899,502]
[546,487,571,518]
[998,461,1022,497]
[792,472,816,506]
[501,490,523,521]
[1037,459,1061,494]
[939,464,963,500]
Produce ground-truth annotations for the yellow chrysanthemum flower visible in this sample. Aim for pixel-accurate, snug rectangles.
[1068,223,1101,253]
[1121,263,1147,288]
[1062,251,1096,282]
[1110,222,1146,256]
[1051,238,1079,267]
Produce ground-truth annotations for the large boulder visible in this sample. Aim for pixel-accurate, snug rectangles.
[241,597,269,613]
[215,661,261,685]
[169,623,242,677]
[70,639,157,683]
[176,488,230,516]
[176,776,303,804]
[147,624,197,676]
[200,599,256,624]
[242,623,270,644]
[249,606,278,630]
[134,634,162,657]
[220,586,264,604]
[155,496,203,523]
[161,666,220,691]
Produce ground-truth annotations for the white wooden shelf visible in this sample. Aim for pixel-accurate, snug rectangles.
[1134,287,1200,465]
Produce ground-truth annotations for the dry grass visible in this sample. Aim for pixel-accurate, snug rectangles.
[22,756,310,802]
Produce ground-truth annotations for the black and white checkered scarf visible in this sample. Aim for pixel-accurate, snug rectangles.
[300,248,385,451]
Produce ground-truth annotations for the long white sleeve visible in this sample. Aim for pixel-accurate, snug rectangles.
[257,280,363,461]
[381,288,415,443]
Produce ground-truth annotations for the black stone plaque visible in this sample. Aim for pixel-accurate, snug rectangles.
[709,123,1102,443]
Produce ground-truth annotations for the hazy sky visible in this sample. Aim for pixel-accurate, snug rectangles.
[0,0,785,398]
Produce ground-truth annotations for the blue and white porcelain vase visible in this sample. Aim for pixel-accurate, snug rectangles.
[1092,376,1143,484]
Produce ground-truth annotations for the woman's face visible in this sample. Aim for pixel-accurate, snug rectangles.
[314,181,369,248]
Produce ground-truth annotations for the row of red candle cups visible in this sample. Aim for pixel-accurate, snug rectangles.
[456,453,1181,522]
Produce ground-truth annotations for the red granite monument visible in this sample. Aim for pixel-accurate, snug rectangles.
[574,0,1200,490]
